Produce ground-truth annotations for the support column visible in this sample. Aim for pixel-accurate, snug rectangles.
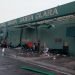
[20,28,23,46]
[35,26,38,41]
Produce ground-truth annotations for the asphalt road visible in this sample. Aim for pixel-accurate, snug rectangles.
[0,49,43,75]
[0,48,67,75]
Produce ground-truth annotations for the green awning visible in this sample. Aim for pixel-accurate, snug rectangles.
[14,23,52,29]
[29,23,52,29]
[14,24,35,29]
[38,24,52,29]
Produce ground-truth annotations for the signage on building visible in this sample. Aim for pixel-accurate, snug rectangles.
[18,8,58,24]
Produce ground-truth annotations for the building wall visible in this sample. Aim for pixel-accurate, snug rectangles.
[38,23,75,56]
[1,21,74,56]
[7,27,21,46]
[0,20,75,56]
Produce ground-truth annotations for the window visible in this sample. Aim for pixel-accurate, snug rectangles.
[66,26,75,37]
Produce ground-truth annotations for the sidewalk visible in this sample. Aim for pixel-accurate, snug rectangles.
[6,48,75,75]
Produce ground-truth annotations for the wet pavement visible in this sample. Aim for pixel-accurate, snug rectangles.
[0,48,75,75]
[9,48,75,71]
[0,49,43,75]
[0,48,66,75]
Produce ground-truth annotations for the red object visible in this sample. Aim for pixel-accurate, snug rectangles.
[27,42,33,48]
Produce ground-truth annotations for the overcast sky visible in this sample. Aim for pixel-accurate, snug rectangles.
[0,0,75,23]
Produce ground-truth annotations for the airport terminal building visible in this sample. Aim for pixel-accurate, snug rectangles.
[0,2,75,56]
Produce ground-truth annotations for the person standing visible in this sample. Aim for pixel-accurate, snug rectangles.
[63,41,69,56]
[37,40,41,54]
[1,40,7,56]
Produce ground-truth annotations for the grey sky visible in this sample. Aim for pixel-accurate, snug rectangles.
[0,0,75,23]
